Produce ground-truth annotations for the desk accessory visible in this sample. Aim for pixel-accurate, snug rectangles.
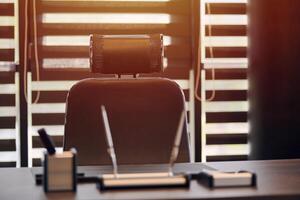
[37,128,56,155]
[97,105,190,190]
[37,128,77,192]
[197,169,256,188]
[35,173,84,185]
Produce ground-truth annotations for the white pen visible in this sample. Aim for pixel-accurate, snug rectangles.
[168,110,186,176]
[101,105,118,178]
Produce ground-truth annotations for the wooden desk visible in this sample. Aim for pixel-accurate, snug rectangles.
[0,159,299,200]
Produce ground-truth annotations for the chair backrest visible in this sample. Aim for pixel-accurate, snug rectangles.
[64,34,190,165]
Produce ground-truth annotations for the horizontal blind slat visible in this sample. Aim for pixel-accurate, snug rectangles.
[0,129,16,139]
[205,144,249,156]
[0,84,16,94]
[205,122,249,134]
[205,15,247,25]
[31,79,190,91]
[43,13,171,24]
[204,36,247,47]
[41,23,190,37]
[0,151,17,162]
[205,101,248,112]
[41,1,189,15]
[205,0,247,3]
[0,107,16,116]
[31,125,64,136]
[205,79,248,90]
[0,1,16,71]
[0,16,14,26]
[31,103,66,114]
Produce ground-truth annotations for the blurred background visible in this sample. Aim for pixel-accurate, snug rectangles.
[0,0,249,167]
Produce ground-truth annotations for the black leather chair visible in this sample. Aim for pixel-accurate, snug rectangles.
[64,34,190,165]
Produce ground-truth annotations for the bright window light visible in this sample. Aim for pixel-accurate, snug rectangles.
[42,35,172,46]
[43,13,171,24]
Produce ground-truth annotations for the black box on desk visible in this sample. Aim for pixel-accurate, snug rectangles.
[43,148,77,192]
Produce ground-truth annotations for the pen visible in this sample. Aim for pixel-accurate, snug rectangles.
[101,105,118,177]
[37,128,56,155]
[168,110,185,176]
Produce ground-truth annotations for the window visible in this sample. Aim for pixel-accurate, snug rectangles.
[0,0,250,167]
[26,0,195,166]
[0,0,20,167]
[200,0,249,162]
[0,0,18,70]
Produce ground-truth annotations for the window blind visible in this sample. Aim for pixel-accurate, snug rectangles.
[29,0,192,79]
[200,0,249,162]
[0,0,20,167]
[26,0,194,166]
[0,0,18,71]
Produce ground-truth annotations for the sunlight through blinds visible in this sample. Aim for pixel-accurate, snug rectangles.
[0,0,20,167]
[27,0,193,166]
[201,0,249,162]
[0,0,19,71]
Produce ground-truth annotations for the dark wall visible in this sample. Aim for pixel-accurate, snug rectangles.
[248,0,300,159]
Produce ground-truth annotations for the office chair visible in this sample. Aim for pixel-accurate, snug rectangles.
[64,34,191,166]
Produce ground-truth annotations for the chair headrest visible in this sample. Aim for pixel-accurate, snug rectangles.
[89,34,164,75]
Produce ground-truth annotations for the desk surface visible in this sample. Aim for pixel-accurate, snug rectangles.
[0,159,300,200]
